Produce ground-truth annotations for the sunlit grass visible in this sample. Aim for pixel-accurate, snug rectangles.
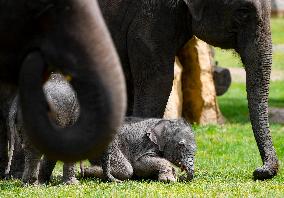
[271,18,284,45]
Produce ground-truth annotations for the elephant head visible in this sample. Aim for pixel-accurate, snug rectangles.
[185,0,278,179]
[1,0,126,161]
[147,119,196,181]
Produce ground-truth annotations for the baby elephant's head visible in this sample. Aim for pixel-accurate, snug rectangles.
[147,119,196,181]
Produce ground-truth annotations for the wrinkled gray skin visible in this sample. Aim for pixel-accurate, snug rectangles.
[8,73,79,184]
[0,0,126,163]
[0,86,16,178]
[98,0,278,180]
[83,117,196,182]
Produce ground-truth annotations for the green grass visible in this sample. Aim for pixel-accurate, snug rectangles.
[214,49,243,68]
[271,18,284,45]
[217,81,284,123]
[0,80,283,197]
[214,18,284,69]
[273,51,284,69]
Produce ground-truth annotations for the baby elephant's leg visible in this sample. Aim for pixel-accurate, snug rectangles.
[22,141,42,184]
[107,148,133,181]
[63,162,79,185]
[9,136,25,179]
[85,150,133,181]
[134,156,176,182]
[83,165,104,178]
[38,156,56,184]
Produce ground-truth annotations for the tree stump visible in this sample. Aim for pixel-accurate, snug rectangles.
[165,37,224,124]
[164,58,183,119]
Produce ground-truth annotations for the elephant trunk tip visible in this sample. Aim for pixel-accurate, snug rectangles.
[180,163,194,181]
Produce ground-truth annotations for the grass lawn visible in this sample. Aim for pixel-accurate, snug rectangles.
[271,18,284,45]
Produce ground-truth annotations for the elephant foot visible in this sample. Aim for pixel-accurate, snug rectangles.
[0,170,6,179]
[38,176,50,185]
[9,171,23,179]
[22,172,39,185]
[63,177,79,185]
[105,173,122,183]
[0,175,5,179]
[253,162,278,180]
[22,178,39,185]
[158,168,176,182]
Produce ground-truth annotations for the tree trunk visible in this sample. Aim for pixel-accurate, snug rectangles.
[165,37,224,124]
[164,58,183,119]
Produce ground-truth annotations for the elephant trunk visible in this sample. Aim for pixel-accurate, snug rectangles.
[240,17,278,180]
[180,155,194,181]
[19,0,126,162]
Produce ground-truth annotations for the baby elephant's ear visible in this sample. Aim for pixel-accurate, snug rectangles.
[146,120,170,152]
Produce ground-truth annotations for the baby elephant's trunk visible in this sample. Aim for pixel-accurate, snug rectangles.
[181,157,194,181]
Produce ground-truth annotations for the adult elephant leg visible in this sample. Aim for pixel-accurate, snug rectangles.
[132,70,173,118]
[38,156,56,184]
[0,113,8,179]
[9,134,25,179]
[22,134,42,184]
[62,163,78,184]
[0,84,15,178]
[128,36,174,117]
[19,0,126,162]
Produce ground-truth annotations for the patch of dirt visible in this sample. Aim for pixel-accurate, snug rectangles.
[273,44,284,52]
[228,67,284,83]
[269,108,284,124]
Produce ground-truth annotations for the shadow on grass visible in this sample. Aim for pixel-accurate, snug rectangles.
[218,98,250,124]
[217,81,284,124]
[219,98,284,124]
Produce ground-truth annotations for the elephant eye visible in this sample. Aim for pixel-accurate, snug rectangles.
[234,6,253,25]
[178,139,186,146]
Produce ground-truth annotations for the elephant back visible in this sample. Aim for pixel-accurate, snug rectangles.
[44,73,79,128]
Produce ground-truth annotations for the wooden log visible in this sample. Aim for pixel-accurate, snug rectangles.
[164,58,183,119]
[177,37,224,124]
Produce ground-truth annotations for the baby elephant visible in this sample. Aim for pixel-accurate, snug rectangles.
[8,73,79,184]
[84,117,196,182]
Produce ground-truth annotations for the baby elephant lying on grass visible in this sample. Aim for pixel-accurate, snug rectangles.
[83,117,196,182]
[8,73,79,184]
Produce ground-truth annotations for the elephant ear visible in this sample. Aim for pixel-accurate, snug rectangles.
[184,0,205,21]
[146,120,170,152]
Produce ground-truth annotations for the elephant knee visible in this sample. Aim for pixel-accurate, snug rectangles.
[124,164,134,179]
[115,164,133,180]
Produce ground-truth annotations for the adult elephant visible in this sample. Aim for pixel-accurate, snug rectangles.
[98,0,278,180]
[0,0,126,163]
